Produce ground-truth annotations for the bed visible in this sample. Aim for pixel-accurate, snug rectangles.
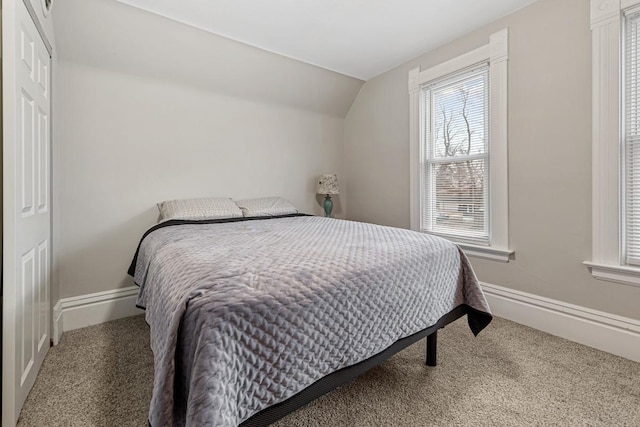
[128,213,492,427]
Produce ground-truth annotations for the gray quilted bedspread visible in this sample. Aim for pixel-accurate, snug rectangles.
[132,216,491,426]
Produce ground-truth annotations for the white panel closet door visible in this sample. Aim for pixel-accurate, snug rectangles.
[2,1,52,425]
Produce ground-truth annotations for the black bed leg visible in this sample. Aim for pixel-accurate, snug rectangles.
[426,330,438,367]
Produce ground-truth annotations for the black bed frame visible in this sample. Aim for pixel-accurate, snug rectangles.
[240,304,470,427]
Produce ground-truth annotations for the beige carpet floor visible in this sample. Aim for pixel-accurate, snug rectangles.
[17,315,640,427]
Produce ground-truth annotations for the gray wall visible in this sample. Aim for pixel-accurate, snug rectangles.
[344,0,640,320]
[53,0,363,298]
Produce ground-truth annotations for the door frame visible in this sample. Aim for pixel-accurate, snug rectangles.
[2,0,54,425]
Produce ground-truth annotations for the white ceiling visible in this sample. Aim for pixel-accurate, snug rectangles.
[116,0,536,80]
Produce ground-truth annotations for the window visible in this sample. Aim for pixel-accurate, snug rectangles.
[586,0,640,287]
[625,8,640,266]
[408,28,512,262]
[422,65,490,244]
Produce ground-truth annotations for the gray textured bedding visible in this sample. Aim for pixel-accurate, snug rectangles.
[131,215,491,426]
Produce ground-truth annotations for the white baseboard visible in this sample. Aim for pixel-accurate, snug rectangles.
[58,286,144,334]
[52,282,640,364]
[481,282,640,363]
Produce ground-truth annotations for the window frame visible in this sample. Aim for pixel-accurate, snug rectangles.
[408,28,512,262]
[586,0,640,287]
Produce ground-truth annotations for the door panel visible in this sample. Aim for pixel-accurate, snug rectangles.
[20,90,35,217]
[16,0,51,398]
[19,248,36,385]
[38,240,49,352]
[38,110,48,213]
[3,1,53,425]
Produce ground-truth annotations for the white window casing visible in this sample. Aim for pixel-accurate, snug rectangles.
[586,0,640,287]
[409,28,513,262]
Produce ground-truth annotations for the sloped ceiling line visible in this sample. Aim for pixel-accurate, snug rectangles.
[116,0,537,80]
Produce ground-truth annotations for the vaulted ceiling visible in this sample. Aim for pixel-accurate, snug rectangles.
[116,0,537,80]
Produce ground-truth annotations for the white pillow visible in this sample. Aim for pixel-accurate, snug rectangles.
[157,197,243,222]
[235,197,299,217]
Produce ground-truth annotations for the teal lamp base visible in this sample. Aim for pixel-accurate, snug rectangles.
[323,195,333,217]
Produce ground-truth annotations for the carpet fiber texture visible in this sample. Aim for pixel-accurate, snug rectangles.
[17,315,640,426]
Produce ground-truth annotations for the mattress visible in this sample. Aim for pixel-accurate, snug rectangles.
[129,214,491,426]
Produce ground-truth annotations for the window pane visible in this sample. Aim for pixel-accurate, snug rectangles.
[428,158,488,240]
[431,71,488,159]
[626,12,640,265]
[421,65,490,244]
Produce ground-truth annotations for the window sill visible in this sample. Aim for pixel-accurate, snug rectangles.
[583,262,640,288]
[457,243,513,263]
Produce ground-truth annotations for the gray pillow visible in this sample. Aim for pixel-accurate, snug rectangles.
[235,197,299,217]
[157,197,243,222]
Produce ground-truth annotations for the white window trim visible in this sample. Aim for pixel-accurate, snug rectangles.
[408,28,513,262]
[587,0,640,287]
